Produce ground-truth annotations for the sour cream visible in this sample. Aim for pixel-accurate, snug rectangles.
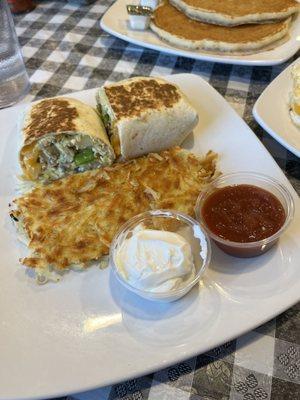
[114,229,195,293]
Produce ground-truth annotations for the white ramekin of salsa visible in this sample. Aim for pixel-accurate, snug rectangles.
[195,172,295,258]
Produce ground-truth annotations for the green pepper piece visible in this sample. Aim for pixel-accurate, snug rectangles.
[102,113,110,128]
[74,148,95,166]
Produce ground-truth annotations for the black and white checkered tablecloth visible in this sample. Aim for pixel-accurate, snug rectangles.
[13,1,300,399]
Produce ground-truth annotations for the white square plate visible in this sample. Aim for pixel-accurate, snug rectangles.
[0,74,299,400]
[253,57,300,158]
[100,0,300,66]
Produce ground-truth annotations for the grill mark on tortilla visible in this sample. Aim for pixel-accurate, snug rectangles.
[105,79,180,119]
[23,99,79,144]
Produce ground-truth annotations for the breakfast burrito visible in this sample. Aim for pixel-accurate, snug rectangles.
[19,97,115,182]
[96,77,199,159]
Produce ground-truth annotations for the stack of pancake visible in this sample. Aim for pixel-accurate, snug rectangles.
[150,0,299,54]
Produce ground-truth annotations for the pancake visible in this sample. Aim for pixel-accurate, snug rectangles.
[170,0,299,26]
[11,147,218,281]
[150,2,292,53]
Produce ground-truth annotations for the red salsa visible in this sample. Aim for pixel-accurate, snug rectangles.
[201,184,286,243]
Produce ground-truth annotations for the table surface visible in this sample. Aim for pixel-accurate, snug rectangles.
[13,1,300,399]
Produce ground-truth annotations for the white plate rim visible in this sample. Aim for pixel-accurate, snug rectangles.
[20,298,300,400]
[253,57,300,158]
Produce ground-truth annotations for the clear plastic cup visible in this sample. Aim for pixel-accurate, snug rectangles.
[0,0,30,108]
[109,209,211,302]
[195,172,295,258]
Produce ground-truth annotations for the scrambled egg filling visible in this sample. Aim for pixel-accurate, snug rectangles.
[98,105,121,157]
[22,133,113,182]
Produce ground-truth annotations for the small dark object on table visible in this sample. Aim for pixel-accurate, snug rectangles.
[67,0,98,5]
[8,0,35,14]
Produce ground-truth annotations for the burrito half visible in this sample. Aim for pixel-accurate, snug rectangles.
[19,97,115,182]
[96,77,199,159]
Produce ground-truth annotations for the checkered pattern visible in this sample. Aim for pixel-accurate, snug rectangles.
[13,1,300,399]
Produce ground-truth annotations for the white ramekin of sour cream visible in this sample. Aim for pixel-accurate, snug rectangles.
[109,210,211,302]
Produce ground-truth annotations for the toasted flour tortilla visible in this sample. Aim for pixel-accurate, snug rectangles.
[96,76,199,159]
[150,2,292,53]
[20,97,115,182]
[170,0,299,26]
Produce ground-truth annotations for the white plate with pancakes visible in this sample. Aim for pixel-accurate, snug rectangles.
[253,57,300,157]
[0,73,300,400]
[100,0,300,66]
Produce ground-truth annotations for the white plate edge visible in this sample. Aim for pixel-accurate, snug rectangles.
[253,57,300,158]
